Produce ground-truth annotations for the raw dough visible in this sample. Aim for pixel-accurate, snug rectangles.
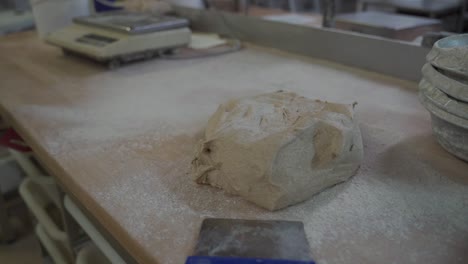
[192,91,363,210]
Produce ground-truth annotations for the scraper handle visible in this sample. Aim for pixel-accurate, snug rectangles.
[186,256,315,264]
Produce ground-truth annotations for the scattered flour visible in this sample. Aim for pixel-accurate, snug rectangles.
[83,121,468,264]
[10,48,468,264]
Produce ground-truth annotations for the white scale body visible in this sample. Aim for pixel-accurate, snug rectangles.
[46,11,191,66]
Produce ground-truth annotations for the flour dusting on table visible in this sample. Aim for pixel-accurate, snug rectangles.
[9,48,468,264]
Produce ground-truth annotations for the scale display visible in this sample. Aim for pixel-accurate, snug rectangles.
[76,34,118,47]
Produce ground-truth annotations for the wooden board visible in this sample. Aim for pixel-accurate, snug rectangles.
[1,31,467,264]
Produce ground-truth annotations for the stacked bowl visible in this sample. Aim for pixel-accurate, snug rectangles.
[419,34,468,162]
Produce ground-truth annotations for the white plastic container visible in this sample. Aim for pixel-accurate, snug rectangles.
[64,196,126,264]
[20,178,74,263]
[9,149,62,207]
[30,0,91,39]
[35,224,71,264]
[76,243,111,264]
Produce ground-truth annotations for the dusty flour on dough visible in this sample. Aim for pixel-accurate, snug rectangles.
[192,91,363,210]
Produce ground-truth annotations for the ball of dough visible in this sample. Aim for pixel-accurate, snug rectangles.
[192,91,363,211]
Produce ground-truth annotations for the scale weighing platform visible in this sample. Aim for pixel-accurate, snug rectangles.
[46,11,191,68]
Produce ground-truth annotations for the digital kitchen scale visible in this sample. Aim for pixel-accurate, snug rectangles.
[46,11,191,68]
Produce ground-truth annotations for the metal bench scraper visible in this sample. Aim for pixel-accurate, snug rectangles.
[185,218,316,264]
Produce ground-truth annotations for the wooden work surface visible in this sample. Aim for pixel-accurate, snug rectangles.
[1,31,468,264]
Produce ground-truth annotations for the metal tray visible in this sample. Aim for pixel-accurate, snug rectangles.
[74,11,189,35]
